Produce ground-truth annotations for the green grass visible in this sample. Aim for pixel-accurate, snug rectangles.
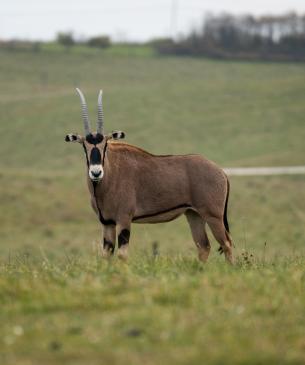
[41,42,156,57]
[0,48,304,364]
[1,256,305,365]
[0,49,305,170]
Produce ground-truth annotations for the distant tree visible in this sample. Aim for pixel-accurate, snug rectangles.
[0,40,41,53]
[87,35,111,49]
[56,32,75,49]
[147,38,176,54]
[153,12,305,61]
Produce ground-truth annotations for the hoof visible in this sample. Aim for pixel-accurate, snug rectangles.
[101,249,113,259]
[117,247,128,261]
[198,248,210,263]
[224,251,234,265]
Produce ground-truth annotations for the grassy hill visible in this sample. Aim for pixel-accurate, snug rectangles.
[0,48,305,364]
[0,49,305,170]
[0,48,304,256]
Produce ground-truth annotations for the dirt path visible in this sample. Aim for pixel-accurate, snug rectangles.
[3,166,305,179]
[224,166,305,176]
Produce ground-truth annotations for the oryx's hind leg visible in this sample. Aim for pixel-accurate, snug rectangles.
[185,210,211,262]
[102,225,116,258]
[206,216,233,264]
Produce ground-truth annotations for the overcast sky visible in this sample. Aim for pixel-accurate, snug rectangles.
[1,0,305,42]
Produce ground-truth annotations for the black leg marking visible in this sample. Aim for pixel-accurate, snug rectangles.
[118,229,130,248]
[99,216,116,226]
[103,238,115,254]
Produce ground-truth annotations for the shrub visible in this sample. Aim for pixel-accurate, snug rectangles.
[87,36,111,49]
[56,32,75,48]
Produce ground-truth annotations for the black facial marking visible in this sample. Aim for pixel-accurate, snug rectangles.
[82,144,89,168]
[102,141,108,166]
[86,133,103,145]
[90,147,101,165]
[118,229,130,248]
[103,238,115,254]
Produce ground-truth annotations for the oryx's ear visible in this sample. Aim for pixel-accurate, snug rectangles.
[111,130,125,140]
[65,134,84,143]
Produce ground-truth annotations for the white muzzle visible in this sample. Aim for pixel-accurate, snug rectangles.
[89,164,104,181]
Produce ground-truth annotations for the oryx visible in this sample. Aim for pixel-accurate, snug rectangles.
[65,89,233,263]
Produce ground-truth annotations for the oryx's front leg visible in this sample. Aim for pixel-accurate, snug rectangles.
[102,225,116,258]
[117,218,131,261]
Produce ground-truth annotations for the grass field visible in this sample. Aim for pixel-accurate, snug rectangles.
[1,256,305,365]
[0,47,304,364]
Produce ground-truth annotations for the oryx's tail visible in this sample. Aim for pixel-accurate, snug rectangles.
[223,178,230,233]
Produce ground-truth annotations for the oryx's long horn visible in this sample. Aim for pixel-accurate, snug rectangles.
[76,88,91,136]
[97,90,104,134]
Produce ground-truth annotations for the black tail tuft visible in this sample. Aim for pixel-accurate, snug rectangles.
[223,178,230,233]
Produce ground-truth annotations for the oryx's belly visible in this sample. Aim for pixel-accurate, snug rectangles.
[132,204,192,224]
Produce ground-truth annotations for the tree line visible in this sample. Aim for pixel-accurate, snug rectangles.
[1,12,305,61]
[152,12,305,61]
[0,32,111,52]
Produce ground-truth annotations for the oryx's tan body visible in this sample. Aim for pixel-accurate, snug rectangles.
[88,141,233,263]
[66,88,233,263]
[89,141,227,222]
